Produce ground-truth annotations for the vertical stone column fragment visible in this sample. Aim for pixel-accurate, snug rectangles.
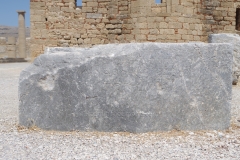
[17,11,26,58]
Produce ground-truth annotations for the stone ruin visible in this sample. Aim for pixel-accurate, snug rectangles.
[0,37,30,62]
[30,0,240,58]
[28,0,240,83]
[19,43,232,132]
[18,0,240,132]
[0,11,29,62]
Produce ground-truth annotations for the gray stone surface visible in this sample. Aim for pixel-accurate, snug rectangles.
[209,34,240,85]
[19,43,232,132]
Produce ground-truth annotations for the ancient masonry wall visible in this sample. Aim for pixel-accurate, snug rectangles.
[30,0,239,58]
[0,37,30,59]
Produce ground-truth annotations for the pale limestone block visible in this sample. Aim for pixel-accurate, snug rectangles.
[178,29,188,35]
[82,7,92,12]
[140,29,150,34]
[106,24,115,29]
[228,12,235,17]
[182,35,189,40]
[0,37,6,45]
[147,17,156,23]
[91,38,101,44]
[88,34,97,38]
[123,24,133,30]
[160,29,175,35]
[194,36,201,41]
[87,2,98,7]
[147,23,157,29]
[147,35,157,41]
[108,29,121,34]
[70,38,78,44]
[0,46,6,53]
[159,22,168,29]
[136,23,148,29]
[169,22,182,29]
[31,15,45,22]
[155,17,164,22]
[7,37,16,45]
[178,17,185,23]
[77,38,84,44]
[98,8,107,13]
[135,35,147,41]
[86,13,102,19]
[149,29,159,35]
[119,6,128,11]
[57,3,64,7]
[96,23,105,29]
[167,34,181,40]
[186,8,194,14]
[224,17,235,21]
[152,8,161,14]
[198,30,203,36]
[172,0,179,5]
[192,30,198,36]
[64,36,71,40]
[137,17,147,23]
[84,38,91,44]
[189,24,195,30]
[7,45,16,51]
[224,25,235,31]
[85,19,95,23]
[84,24,92,29]
[221,2,234,8]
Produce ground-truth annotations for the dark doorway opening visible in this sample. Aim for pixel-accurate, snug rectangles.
[236,8,240,30]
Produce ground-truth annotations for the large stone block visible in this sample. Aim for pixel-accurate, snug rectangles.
[209,34,240,85]
[19,43,232,132]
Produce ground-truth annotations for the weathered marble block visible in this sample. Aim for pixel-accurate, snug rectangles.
[209,34,240,85]
[19,43,232,132]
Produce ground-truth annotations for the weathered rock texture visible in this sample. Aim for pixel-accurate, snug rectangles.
[30,0,240,58]
[19,43,232,132]
[209,34,240,85]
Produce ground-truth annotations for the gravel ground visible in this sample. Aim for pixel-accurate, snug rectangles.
[0,62,240,160]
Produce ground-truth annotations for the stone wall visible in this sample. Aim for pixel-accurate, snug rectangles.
[30,0,240,58]
[0,37,30,59]
[0,37,7,58]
